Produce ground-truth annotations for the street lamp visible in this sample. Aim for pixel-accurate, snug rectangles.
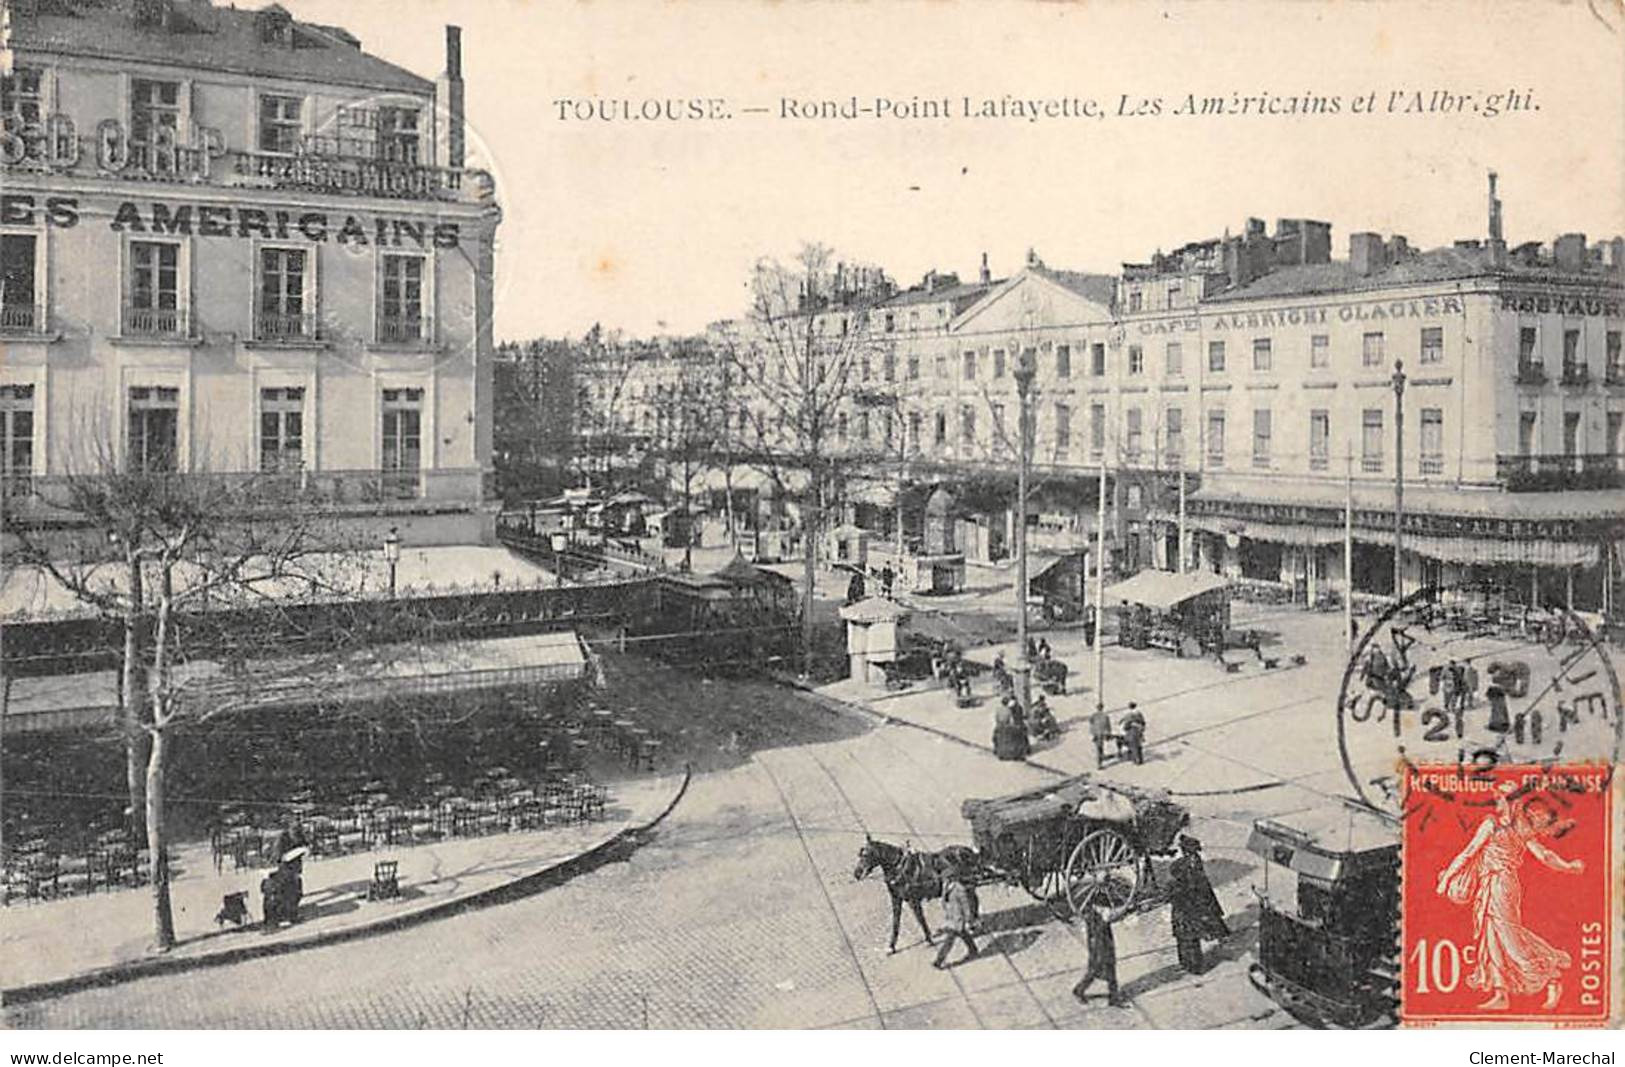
[1013,347,1037,711]
[381,526,401,598]
[1391,359,1406,599]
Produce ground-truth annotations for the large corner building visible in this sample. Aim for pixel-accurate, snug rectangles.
[2,0,501,546]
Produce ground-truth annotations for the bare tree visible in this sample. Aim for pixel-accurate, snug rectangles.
[1,430,474,951]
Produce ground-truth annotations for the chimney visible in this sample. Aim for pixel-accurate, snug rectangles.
[1026,247,1041,269]
[1303,220,1332,264]
[979,252,990,284]
[435,25,466,169]
[1487,171,1504,243]
[1245,217,1266,239]
[1387,235,1410,261]
[1553,233,1586,271]
[1349,232,1388,276]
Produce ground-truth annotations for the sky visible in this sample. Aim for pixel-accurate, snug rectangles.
[277,0,1625,343]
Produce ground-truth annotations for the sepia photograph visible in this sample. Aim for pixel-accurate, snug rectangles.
[0,0,1621,1045]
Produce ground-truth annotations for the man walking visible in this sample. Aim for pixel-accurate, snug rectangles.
[1089,705,1113,769]
[1169,834,1229,973]
[933,868,980,969]
[1072,904,1126,1007]
[1119,702,1146,765]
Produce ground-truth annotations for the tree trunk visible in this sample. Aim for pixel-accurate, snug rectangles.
[121,559,149,834]
[144,726,175,950]
[802,484,818,678]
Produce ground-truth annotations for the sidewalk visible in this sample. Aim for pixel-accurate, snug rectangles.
[1,771,688,1003]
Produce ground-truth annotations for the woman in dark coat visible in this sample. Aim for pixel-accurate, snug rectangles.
[993,696,1030,761]
[1169,834,1228,973]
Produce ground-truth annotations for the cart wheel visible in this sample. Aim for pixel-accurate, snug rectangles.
[1064,829,1140,921]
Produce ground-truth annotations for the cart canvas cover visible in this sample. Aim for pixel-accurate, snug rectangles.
[961,775,1187,857]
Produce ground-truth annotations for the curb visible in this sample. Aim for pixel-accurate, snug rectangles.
[2,766,692,1008]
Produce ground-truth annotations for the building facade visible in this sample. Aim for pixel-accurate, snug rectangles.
[2,0,501,547]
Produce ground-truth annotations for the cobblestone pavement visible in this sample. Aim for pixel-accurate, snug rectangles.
[6,670,1304,1030]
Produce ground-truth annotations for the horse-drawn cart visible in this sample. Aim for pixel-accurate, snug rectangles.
[960,774,1188,920]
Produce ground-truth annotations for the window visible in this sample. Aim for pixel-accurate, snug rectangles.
[127,386,179,473]
[258,94,304,153]
[1125,408,1142,462]
[884,313,895,333]
[258,247,311,339]
[1091,343,1106,377]
[909,411,922,453]
[1206,411,1225,465]
[934,354,948,379]
[1054,404,1071,452]
[1309,409,1330,469]
[1608,331,1622,382]
[379,254,425,342]
[259,387,305,472]
[2,66,44,125]
[1311,334,1330,369]
[377,106,421,163]
[1252,338,1272,372]
[1563,411,1581,456]
[0,384,34,488]
[1,234,39,331]
[1129,290,1142,313]
[1420,408,1443,474]
[933,411,947,447]
[1519,326,1539,365]
[1252,409,1272,467]
[130,78,181,166]
[1518,411,1537,456]
[1090,404,1105,452]
[858,410,870,443]
[1128,345,1144,375]
[992,349,1006,378]
[1563,329,1582,376]
[1166,283,1181,308]
[963,350,977,380]
[860,354,871,381]
[1055,345,1071,379]
[961,405,976,446]
[1361,409,1384,471]
[1362,331,1385,368]
[380,387,423,496]
[1607,412,1622,459]
[126,240,182,336]
[1165,407,1183,460]
[837,412,848,444]
[880,410,891,445]
[991,402,1006,440]
[1208,340,1226,373]
[909,311,919,331]
[907,353,920,380]
[1165,342,1182,377]
[883,351,895,381]
[1420,326,1443,365]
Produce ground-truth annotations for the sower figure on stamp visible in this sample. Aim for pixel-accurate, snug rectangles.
[1169,834,1229,973]
[932,866,980,970]
[1072,904,1127,1007]
[1434,783,1583,1011]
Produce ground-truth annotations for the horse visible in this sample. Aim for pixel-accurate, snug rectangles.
[1035,657,1068,695]
[854,835,981,953]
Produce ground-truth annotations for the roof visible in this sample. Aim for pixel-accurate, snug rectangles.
[1190,480,1623,522]
[883,280,1001,309]
[1104,569,1229,610]
[838,596,910,624]
[1208,246,1624,303]
[712,553,790,586]
[12,2,433,95]
[1036,268,1118,308]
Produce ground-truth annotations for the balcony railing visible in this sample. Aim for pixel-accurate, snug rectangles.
[376,314,431,345]
[121,304,190,339]
[1361,455,1384,473]
[1515,363,1547,386]
[1560,364,1591,387]
[1309,453,1329,472]
[1251,453,1272,470]
[1607,366,1624,387]
[0,303,43,333]
[231,150,476,202]
[254,310,320,343]
[1419,454,1444,475]
[1496,453,1625,492]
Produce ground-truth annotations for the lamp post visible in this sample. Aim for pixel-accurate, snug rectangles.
[1391,359,1406,599]
[1013,347,1037,711]
[381,526,401,599]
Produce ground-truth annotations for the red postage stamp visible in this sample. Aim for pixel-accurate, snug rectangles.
[1401,763,1614,1023]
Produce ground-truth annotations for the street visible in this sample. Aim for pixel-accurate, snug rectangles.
[4,602,1379,1030]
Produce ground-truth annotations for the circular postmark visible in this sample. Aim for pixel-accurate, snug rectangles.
[1336,586,1623,814]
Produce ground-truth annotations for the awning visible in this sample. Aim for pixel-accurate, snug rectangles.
[2,632,588,735]
[1104,569,1230,610]
[1187,514,1600,565]
[1191,480,1622,522]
